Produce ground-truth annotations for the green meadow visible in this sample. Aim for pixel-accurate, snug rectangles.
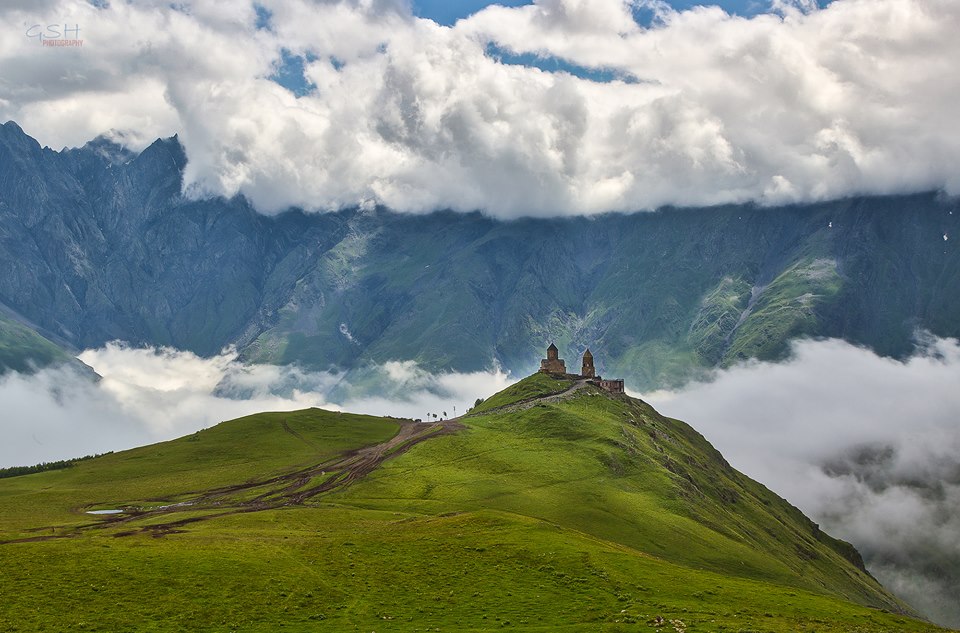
[0,375,948,632]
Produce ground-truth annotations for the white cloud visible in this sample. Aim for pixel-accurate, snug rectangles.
[646,336,960,628]
[0,342,513,469]
[0,344,329,466]
[0,0,957,217]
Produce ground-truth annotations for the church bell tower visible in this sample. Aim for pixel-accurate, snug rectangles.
[581,348,595,378]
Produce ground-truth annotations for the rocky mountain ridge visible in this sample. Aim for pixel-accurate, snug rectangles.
[2,120,958,388]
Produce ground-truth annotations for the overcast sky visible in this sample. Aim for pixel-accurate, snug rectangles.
[1,0,957,218]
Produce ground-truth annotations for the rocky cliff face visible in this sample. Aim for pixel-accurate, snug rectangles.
[2,121,959,386]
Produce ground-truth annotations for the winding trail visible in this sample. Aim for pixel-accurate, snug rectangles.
[3,379,602,544]
[464,378,597,417]
[1,417,463,544]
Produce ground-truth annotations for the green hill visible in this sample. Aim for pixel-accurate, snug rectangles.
[0,312,75,374]
[0,376,946,632]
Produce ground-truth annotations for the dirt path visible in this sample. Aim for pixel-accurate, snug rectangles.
[3,382,599,544]
[1,417,463,544]
[465,379,596,417]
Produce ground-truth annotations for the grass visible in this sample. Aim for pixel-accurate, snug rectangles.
[468,372,574,413]
[686,276,753,365]
[0,314,73,373]
[723,258,842,364]
[0,377,948,632]
[0,508,943,633]
[0,408,399,538]
[339,384,896,608]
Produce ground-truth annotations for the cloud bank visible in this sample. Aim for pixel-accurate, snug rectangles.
[647,336,960,628]
[1,0,958,217]
[0,342,511,469]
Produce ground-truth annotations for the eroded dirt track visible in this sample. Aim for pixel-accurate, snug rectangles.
[464,379,595,417]
[1,418,463,543]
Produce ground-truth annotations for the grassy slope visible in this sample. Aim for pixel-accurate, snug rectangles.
[0,313,74,373]
[0,409,400,538]
[723,257,842,365]
[470,372,575,413]
[0,380,947,632]
[338,378,898,607]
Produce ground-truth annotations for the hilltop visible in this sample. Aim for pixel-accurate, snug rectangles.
[0,375,947,632]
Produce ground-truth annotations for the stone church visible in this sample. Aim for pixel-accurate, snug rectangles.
[538,343,624,394]
[539,343,566,374]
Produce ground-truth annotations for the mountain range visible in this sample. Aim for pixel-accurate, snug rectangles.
[2,120,958,388]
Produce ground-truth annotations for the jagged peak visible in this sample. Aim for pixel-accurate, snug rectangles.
[1,120,25,134]
[80,133,136,165]
[0,120,41,152]
[133,134,187,172]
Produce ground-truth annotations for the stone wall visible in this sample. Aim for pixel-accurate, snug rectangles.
[539,358,567,374]
[597,379,625,394]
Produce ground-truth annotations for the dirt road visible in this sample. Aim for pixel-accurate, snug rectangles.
[5,380,602,543]
[1,417,463,543]
[464,378,596,417]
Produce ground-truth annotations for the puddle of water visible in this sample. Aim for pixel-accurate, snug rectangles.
[86,509,123,515]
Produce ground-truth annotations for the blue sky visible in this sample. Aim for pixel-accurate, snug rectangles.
[270,0,830,92]
[411,0,816,25]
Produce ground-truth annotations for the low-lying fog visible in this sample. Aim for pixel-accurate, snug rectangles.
[0,342,510,468]
[646,336,960,628]
[1,337,957,627]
